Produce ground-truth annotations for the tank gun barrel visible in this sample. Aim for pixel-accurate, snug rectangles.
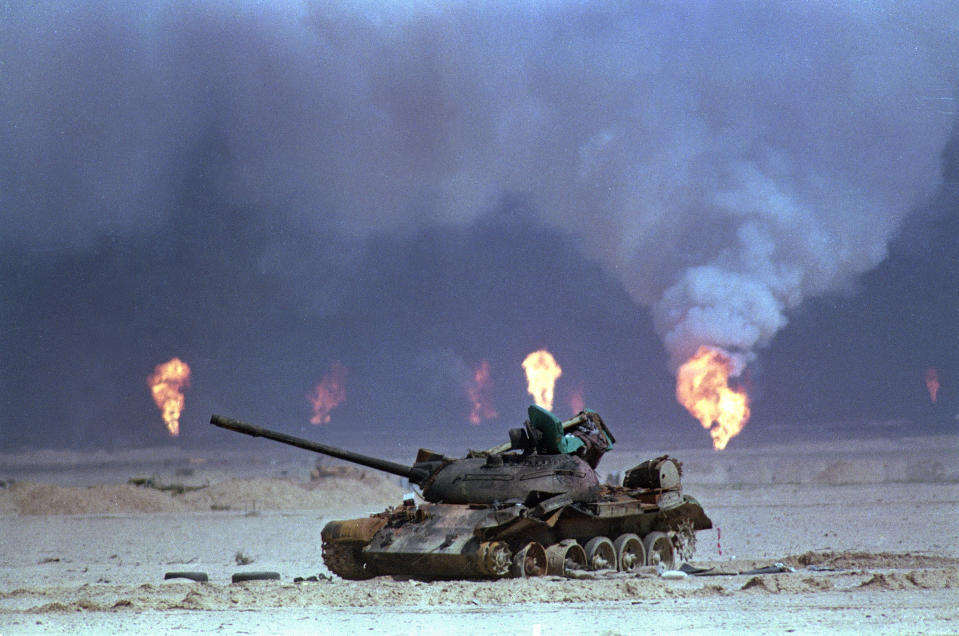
[210,414,414,480]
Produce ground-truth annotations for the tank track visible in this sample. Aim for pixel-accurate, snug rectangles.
[322,542,375,580]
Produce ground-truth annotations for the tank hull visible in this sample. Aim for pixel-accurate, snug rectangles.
[321,483,712,579]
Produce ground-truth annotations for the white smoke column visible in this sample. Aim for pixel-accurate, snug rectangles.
[3,1,957,371]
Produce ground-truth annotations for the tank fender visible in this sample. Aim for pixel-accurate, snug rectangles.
[321,516,388,545]
[531,492,573,517]
[479,506,526,528]
[659,495,713,531]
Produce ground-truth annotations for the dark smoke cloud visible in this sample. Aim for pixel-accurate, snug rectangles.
[2,1,957,448]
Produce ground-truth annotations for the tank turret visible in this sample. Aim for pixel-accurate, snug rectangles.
[210,407,611,505]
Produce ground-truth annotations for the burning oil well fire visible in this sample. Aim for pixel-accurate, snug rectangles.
[308,362,348,425]
[147,358,191,437]
[925,368,940,404]
[468,359,497,425]
[676,346,750,451]
[522,350,563,412]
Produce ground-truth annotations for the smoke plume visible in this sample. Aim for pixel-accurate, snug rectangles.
[5,2,955,363]
[1,1,957,446]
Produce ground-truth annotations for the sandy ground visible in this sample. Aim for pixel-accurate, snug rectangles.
[1,433,958,635]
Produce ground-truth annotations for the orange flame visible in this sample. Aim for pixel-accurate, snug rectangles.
[148,357,191,437]
[467,359,497,425]
[309,362,348,425]
[676,346,750,450]
[925,368,940,403]
[522,349,562,411]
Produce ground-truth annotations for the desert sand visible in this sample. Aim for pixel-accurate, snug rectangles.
[1,432,958,635]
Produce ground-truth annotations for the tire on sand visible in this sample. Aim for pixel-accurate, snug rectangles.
[231,571,280,583]
[163,571,208,582]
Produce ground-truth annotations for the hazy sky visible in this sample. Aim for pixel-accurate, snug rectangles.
[2,1,957,452]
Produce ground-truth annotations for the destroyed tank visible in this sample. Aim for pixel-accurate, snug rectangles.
[210,406,712,579]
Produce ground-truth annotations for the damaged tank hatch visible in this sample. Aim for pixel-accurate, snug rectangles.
[209,406,712,579]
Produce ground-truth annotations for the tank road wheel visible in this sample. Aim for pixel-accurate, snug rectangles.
[612,533,646,572]
[511,542,547,578]
[322,542,375,580]
[477,541,512,578]
[643,531,675,570]
[583,536,617,571]
[545,540,587,577]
